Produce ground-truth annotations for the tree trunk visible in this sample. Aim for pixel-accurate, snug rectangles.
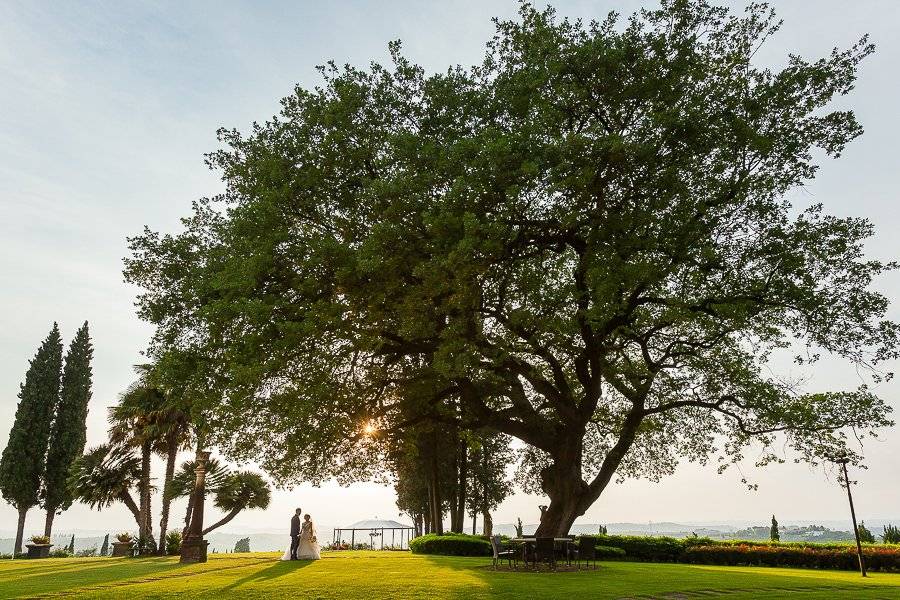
[14,506,28,555]
[182,492,195,537]
[139,440,152,540]
[482,509,493,537]
[472,513,476,535]
[202,507,242,536]
[454,440,467,533]
[121,490,143,529]
[44,508,55,538]
[534,438,589,537]
[157,439,178,554]
[429,448,443,535]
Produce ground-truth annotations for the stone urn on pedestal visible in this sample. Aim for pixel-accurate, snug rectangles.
[25,536,53,559]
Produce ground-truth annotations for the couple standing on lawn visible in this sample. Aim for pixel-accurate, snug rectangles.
[280,507,321,560]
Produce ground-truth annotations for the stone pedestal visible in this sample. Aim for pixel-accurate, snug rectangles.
[25,544,52,559]
[111,541,133,557]
[179,538,209,564]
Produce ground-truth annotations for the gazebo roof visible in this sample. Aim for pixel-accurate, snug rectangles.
[341,519,413,529]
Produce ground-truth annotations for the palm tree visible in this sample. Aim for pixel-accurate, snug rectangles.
[202,472,271,535]
[152,403,192,555]
[68,445,143,528]
[108,364,168,548]
[167,457,230,536]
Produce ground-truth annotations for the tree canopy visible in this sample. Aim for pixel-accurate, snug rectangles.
[125,1,898,534]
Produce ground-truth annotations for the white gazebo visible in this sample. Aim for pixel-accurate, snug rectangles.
[333,518,416,550]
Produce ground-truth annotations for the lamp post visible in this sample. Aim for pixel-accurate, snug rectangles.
[180,450,211,564]
[832,456,866,577]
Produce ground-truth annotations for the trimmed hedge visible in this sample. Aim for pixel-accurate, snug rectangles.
[577,534,900,572]
[409,533,492,557]
[684,544,900,572]
[595,545,627,560]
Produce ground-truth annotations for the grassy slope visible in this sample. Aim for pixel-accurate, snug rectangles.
[1,552,899,599]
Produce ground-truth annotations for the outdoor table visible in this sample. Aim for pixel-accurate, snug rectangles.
[510,537,576,567]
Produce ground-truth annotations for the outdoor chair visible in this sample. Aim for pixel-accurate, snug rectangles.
[534,537,556,570]
[490,535,517,570]
[574,536,597,570]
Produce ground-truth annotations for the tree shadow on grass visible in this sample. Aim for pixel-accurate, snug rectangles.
[1,558,184,598]
[221,558,314,592]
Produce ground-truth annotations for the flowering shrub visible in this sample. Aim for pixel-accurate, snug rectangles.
[577,534,900,572]
[683,544,900,571]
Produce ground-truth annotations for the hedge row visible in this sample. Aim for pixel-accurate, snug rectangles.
[684,544,900,571]
[409,533,492,556]
[579,534,900,572]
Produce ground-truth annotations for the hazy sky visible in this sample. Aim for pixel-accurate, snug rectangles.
[1,0,899,537]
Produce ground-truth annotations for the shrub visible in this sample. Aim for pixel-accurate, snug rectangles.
[49,548,71,558]
[116,532,134,543]
[595,545,626,560]
[858,522,876,544]
[76,547,98,557]
[165,531,182,556]
[30,535,51,545]
[580,535,684,562]
[234,537,251,553]
[683,544,900,572]
[410,533,492,556]
[883,525,900,545]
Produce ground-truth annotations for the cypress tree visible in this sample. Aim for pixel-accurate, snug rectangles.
[0,323,63,554]
[100,533,109,556]
[42,321,93,536]
[68,534,75,554]
[770,515,780,542]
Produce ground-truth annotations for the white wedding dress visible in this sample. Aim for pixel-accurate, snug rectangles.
[280,520,321,560]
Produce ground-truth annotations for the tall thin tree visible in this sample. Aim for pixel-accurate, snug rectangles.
[0,324,62,554]
[42,321,93,536]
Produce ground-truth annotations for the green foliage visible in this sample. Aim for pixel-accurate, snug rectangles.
[515,518,524,538]
[30,535,50,545]
[883,525,900,545]
[582,535,685,562]
[684,544,900,572]
[100,534,109,556]
[124,0,898,536]
[68,534,76,553]
[68,445,142,524]
[76,546,97,558]
[770,515,780,542]
[42,322,93,520]
[0,324,63,513]
[202,471,272,535]
[165,457,229,500]
[116,532,134,543]
[598,525,608,535]
[595,545,626,559]
[858,521,876,544]
[233,537,251,553]
[409,533,492,556]
[165,531,182,555]
[48,548,71,558]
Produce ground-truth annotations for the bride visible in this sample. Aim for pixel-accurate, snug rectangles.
[281,513,321,560]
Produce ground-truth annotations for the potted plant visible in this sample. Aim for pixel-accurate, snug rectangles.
[25,535,53,559]
[111,533,135,557]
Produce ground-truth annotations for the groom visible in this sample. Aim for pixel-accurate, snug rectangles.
[290,507,302,560]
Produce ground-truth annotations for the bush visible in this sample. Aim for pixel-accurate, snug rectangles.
[410,533,492,556]
[165,531,182,556]
[48,548,71,558]
[76,547,98,557]
[883,525,900,545]
[580,535,684,562]
[30,535,51,545]
[595,545,626,560]
[683,544,900,572]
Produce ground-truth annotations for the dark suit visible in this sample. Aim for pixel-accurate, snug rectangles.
[290,514,301,559]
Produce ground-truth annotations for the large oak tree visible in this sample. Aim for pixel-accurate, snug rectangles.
[126,1,898,535]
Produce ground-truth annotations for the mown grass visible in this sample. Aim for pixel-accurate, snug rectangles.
[1,551,899,599]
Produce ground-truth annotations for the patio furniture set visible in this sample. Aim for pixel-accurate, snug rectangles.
[490,536,598,570]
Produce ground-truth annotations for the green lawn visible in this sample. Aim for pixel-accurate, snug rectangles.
[2,551,899,599]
